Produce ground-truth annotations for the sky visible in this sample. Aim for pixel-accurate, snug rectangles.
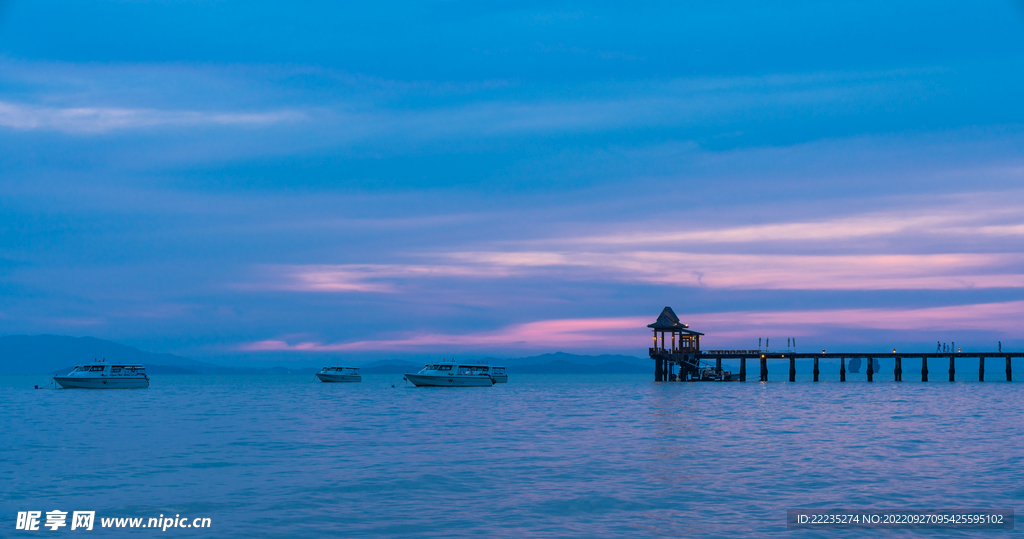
[2,1,1024,365]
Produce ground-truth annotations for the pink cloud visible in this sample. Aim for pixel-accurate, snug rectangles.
[248,251,1024,295]
[443,251,1024,290]
[240,316,651,352]
[240,300,1024,353]
[247,264,518,293]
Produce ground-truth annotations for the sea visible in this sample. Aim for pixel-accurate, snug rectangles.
[2,371,1022,537]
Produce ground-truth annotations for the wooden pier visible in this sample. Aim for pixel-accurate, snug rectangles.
[648,307,1021,382]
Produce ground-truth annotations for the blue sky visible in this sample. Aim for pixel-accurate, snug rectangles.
[2,1,1024,364]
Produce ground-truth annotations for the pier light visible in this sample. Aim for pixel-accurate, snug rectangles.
[822,348,826,354]
[893,348,896,353]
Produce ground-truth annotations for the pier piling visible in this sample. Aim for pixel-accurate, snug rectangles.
[789,357,796,382]
[813,357,819,382]
[949,356,955,382]
[760,357,768,381]
[979,357,984,382]
[866,357,874,382]
[740,358,746,381]
[922,357,928,382]
[840,357,846,382]
[1007,357,1012,382]
[716,357,722,374]
[895,357,902,382]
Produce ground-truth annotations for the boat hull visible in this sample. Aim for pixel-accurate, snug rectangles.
[405,373,494,387]
[315,373,362,383]
[491,374,509,383]
[54,377,149,389]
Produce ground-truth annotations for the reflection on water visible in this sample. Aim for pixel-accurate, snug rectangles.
[2,374,1021,537]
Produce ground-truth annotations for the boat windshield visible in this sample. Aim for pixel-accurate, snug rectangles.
[422,364,453,372]
[89,365,106,372]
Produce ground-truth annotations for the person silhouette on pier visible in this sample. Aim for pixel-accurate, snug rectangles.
[937,341,941,352]
[999,341,1002,352]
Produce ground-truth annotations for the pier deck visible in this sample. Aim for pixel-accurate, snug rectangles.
[647,306,1021,382]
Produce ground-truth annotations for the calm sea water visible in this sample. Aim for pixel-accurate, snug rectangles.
[2,373,1022,537]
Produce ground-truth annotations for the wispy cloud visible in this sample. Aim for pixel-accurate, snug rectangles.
[241,316,649,351]
[442,251,1024,290]
[246,264,518,293]
[240,300,1024,352]
[259,251,1024,293]
[0,59,951,140]
[0,101,304,133]
[564,210,1024,246]
[238,193,1024,295]
[695,301,1024,343]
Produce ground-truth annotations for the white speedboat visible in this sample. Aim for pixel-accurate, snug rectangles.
[54,363,149,389]
[490,366,508,383]
[315,366,361,382]
[405,362,495,387]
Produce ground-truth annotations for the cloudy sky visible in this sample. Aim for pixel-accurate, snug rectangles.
[2,1,1024,364]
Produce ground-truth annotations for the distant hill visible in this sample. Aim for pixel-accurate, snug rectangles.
[358,362,423,374]
[348,353,650,374]
[0,335,316,375]
[472,352,649,368]
[1,336,652,376]
[507,360,648,374]
[0,335,210,375]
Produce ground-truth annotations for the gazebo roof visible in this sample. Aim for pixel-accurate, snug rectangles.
[647,306,704,335]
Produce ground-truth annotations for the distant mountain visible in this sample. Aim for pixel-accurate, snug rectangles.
[472,352,649,368]
[49,364,204,375]
[0,335,317,375]
[847,358,881,374]
[360,365,415,374]
[508,360,648,374]
[0,335,211,375]
[1,336,652,376]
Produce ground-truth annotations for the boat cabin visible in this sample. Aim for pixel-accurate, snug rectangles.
[320,366,359,375]
[69,364,146,376]
[419,363,492,375]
